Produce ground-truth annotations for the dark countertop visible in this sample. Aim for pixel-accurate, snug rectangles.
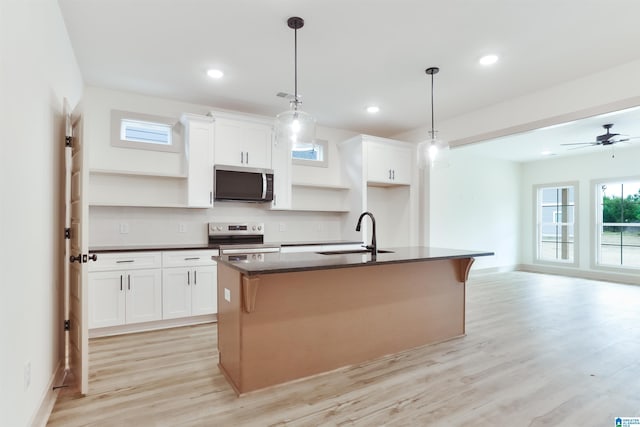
[216,246,494,276]
[89,240,363,253]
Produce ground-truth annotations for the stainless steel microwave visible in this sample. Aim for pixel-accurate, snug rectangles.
[214,165,274,202]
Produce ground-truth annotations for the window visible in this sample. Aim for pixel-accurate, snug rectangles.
[596,180,640,269]
[292,139,328,167]
[111,110,181,153]
[120,119,172,145]
[536,184,576,263]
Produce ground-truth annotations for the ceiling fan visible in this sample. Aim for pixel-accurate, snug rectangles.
[561,123,640,149]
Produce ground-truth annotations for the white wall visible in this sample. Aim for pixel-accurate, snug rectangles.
[0,1,83,426]
[520,145,640,284]
[429,149,521,270]
[84,88,357,247]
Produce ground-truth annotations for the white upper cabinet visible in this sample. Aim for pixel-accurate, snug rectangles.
[181,113,214,207]
[213,114,272,169]
[366,140,412,186]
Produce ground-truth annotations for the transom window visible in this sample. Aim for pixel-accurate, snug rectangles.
[110,110,181,153]
[596,180,640,269]
[292,139,328,167]
[536,184,576,263]
[120,119,172,146]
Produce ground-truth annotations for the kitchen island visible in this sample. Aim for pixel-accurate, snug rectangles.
[215,247,493,395]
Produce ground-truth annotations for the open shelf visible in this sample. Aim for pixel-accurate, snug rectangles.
[90,168,187,179]
[292,182,350,191]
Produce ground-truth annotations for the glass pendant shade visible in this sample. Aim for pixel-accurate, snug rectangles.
[418,66,450,169]
[275,104,316,146]
[418,135,450,169]
[275,16,316,147]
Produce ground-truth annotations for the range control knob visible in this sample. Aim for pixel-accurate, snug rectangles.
[216,226,223,231]
[252,225,256,231]
[257,225,262,231]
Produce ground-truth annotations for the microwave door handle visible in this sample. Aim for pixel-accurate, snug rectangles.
[261,173,267,199]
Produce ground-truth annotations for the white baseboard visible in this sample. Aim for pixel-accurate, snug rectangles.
[517,263,640,286]
[30,361,66,427]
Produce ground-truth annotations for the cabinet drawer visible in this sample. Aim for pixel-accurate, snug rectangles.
[89,252,162,272]
[162,250,219,268]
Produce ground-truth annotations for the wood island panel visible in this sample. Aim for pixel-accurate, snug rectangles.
[217,258,470,394]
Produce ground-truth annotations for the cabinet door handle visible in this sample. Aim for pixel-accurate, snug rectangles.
[127,275,131,290]
[210,191,213,204]
[187,271,190,285]
[116,260,134,264]
[240,152,244,164]
[120,275,123,291]
[246,151,249,164]
[388,169,392,179]
[184,257,200,261]
[392,170,395,180]
[194,270,197,285]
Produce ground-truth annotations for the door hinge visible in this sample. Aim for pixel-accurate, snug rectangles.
[64,320,70,331]
[65,136,72,147]
[64,228,71,239]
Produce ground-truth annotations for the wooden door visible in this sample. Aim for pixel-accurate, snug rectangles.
[68,112,89,394]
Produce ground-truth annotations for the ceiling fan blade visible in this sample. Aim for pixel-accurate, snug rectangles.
[560,142,599,146]
[567,145,596,151]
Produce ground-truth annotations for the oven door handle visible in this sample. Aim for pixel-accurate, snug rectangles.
[261,172,267,200]
[222,247,280,254]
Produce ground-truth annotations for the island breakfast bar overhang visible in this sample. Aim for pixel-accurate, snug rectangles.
[215,247,494,395]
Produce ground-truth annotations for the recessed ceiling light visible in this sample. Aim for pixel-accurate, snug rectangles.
[207,69,224,79]
[479,55,499,66]
[541,150,554,156]
[366,106,380,114]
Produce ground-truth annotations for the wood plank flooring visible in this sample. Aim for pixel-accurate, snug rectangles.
[47,272,640,426]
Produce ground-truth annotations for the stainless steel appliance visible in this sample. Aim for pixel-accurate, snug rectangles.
[214,165,274,202]
[208,222,279,261]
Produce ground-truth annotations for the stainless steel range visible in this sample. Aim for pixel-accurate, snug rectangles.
[208,222,280,261]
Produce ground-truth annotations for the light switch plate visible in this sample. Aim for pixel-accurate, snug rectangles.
[224,288,231,302]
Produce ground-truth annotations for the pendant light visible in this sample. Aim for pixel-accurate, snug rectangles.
[275,17,316,146]
[418,66,449,168]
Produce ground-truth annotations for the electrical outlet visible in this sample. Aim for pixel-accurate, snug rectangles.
[279,222,286,232]
[178,223,186,233]
[24,361,31,391]
[119,223,129,234]
[224,288,231,302]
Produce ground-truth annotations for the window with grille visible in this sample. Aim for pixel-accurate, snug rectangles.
[596,180,640,269]
[536,184,577,264]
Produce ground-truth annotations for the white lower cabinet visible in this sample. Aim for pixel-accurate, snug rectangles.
[162,265,217,319]
[162,250,218,320]
[88,249,218,332]
[88,268,162,329]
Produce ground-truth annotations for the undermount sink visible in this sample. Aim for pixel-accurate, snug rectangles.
[316,249,394,255]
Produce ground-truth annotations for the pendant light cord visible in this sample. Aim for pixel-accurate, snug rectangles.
[294,26,298,107]
[430,72,434,138]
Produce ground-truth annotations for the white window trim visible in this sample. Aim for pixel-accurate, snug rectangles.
[111,110,182,153]
[533,181,579,267]
[591,176,640,272]
[292,139,329,168]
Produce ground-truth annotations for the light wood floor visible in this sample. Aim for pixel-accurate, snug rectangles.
[47,272,640,426]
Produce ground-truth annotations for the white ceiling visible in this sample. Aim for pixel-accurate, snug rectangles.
[57,0,640,160]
